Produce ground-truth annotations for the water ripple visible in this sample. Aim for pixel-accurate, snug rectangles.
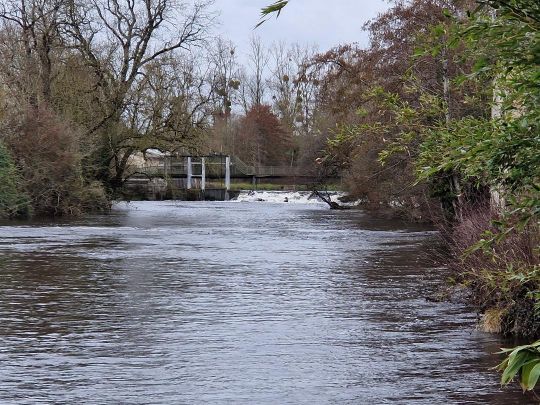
[0,201,534,404]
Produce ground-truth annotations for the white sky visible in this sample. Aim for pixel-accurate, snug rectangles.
[213,0,392,60]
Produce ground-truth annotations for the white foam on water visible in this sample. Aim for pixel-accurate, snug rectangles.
[232,190,359,206]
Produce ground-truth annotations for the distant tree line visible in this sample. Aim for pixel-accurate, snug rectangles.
[0,0,326,217]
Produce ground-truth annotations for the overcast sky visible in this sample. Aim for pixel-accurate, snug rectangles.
[213,0,391,61]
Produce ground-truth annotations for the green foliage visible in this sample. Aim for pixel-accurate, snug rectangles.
[0,142,30,219]
[418,0,540,234]
[258,1,289,27]
[498,340,540,391]
[471,264,540,319]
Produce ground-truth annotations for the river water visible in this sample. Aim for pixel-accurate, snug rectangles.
[0,201,535,404]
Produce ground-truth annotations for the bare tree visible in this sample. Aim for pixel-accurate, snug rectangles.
[268,42,319,135]
[64,0,213,129]
[208,37,240,123]
[205,37,241,154]
[239,35,269,112]
[0,0,64,105]
[61,0,215,189]
[125,52,216,154]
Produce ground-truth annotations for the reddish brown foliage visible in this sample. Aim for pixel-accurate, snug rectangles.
[297,0,483,218]
[236,104,291,166]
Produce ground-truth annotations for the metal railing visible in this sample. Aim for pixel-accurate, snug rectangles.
[128,156,303,179]
[230,157,254,176]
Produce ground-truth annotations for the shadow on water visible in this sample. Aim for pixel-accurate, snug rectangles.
[0,201,536,404]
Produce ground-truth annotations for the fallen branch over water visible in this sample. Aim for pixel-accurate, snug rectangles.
[312,190,348,210]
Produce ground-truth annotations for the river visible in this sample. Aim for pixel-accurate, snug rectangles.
[0,201,535,404]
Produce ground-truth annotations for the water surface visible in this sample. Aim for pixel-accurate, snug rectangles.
[0,201,534,404]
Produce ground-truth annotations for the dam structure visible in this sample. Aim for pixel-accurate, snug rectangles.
[123,152,317,200]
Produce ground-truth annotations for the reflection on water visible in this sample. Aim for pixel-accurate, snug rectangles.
[0,201,534,404]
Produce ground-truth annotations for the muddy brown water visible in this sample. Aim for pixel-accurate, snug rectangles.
[0,201,536,404]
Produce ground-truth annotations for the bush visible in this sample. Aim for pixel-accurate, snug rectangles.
[0,141,31,219]
[80,181,111,213]
[444,204,540,338]
[5,106,110,217]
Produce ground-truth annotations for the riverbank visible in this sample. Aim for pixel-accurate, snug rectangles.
[442,208,539,340]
